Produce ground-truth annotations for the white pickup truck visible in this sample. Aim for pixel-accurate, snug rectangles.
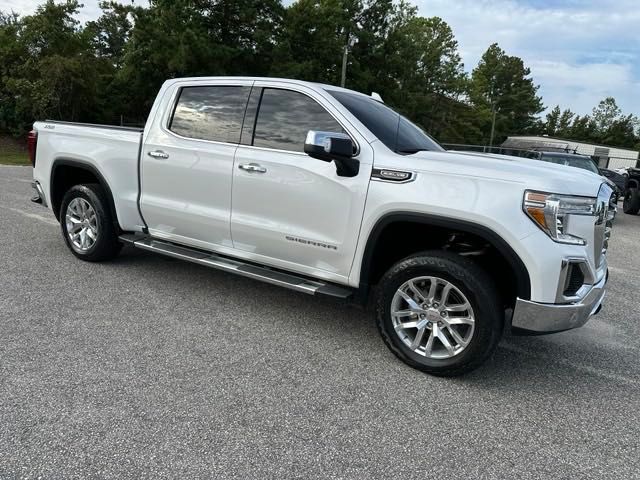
[29,77,615,376]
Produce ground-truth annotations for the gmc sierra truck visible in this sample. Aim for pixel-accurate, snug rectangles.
[28,77,615,376]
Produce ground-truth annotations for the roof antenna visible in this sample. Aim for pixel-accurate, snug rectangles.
[371,92,384,103]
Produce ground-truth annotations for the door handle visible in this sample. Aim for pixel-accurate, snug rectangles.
[238,163,267,173]
[148,150,169,159]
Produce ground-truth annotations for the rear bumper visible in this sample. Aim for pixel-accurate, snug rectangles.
[512,269,608,334]
[31,181,47,207]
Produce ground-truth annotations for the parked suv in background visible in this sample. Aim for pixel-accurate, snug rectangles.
[526,150,622,201]
[599,167,627,196]
[29,77,615,376]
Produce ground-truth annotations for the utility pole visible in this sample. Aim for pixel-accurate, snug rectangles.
[340,35,357,88]
[340,44,349,88]
[488,80,497,150]
[489,102,497,149]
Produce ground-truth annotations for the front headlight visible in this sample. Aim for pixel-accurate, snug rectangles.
[523,191,596,245]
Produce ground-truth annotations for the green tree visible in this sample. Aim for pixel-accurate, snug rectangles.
[85,1,134,68]
[568,114,598,143]
[0,12,28,134]
[381,16,467,141]
[543,105,560,136]
[1,1,103,132]
[592,97,622,133]
[197,0,284,76]
[272,1,468,142]
[556,108,575,137]
[469,43,544,144]
[118,0,284,119]
[602,114,639,148]
[271,0,360,84]
[542,105,574,137]
[346,0,414,94]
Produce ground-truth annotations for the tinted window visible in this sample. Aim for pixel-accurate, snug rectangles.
[253,89,344,152]
[170,86,251,143]
[327,90,443,154]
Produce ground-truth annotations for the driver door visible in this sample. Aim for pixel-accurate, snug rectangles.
[230,85,372,282]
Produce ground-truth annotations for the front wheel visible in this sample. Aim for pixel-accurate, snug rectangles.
[375,251,503,377]
[60,184,122,262]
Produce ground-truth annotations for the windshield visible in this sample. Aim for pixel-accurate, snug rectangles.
[327,90,444,154]
[539,154,600,174]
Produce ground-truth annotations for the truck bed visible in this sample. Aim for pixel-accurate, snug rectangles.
[32,120,145,231]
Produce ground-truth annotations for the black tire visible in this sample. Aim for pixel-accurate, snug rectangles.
[60,183,122,262]
[623,188,640,215]
[375,251,502,377]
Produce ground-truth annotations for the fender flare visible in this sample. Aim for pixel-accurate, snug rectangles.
[358,212,532,300]
[50,158,119,229]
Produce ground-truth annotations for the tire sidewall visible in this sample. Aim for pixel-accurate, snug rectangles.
[60,184,113,260]
[377,253,502,372]
[623,188,640,214]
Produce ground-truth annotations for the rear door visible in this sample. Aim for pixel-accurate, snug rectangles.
[140,81,252,250]
[230,85,372,282]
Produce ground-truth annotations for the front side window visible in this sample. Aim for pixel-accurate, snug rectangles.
[169,86,251,143]
[252,88,344,152]
[327,89,444,154]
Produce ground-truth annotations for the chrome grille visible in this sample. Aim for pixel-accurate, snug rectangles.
[593,183,616,268]
[602,194,616,257]
[594,184,615,268]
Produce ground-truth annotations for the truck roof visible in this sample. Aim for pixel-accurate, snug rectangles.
[162,76,370,98]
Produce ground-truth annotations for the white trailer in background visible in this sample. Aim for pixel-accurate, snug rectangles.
[502,135,639,170]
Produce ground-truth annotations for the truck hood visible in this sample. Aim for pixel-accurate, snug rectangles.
[392,150,604,197]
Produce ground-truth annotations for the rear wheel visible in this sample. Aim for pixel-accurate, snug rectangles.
[60,184,121,261]
[623,188,640,215]
[375,251,503,376]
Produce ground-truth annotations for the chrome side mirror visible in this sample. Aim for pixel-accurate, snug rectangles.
[304,130,359,177]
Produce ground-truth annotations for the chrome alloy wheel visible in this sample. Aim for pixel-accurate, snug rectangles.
[391,276,475,359]
[65,197,98,252]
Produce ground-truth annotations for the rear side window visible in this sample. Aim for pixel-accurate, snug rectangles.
[169,86,251,143]
[252,88,344,152]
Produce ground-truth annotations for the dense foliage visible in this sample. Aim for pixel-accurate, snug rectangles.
[0,0,638,149]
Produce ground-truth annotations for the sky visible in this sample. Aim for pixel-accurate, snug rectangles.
[1,0,638,117]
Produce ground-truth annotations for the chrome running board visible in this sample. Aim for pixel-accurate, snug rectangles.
[119,234,353,299]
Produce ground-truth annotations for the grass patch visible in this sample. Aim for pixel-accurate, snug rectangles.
[1,135,30,165]
[0,152,30,165]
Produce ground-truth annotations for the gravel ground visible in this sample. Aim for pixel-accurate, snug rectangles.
[1,165,639,479]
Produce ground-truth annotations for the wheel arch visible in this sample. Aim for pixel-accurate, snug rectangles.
[50,159,119,229]
[358,212,532,303]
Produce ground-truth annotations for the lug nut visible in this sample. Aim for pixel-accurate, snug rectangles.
[440,311,447,317]
[433,302,439,308]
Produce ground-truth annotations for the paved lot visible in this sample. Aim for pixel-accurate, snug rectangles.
[1,165,639,479]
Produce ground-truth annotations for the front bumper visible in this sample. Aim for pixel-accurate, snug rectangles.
[511,268,608,334]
